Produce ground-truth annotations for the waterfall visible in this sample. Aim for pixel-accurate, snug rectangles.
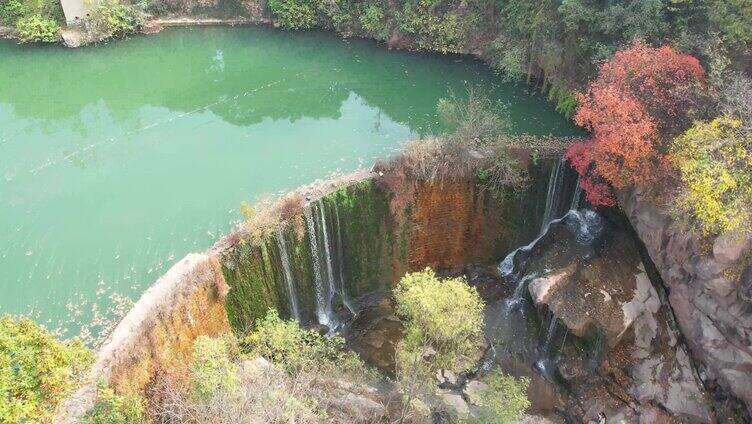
[276,229,300,322]
[540,310,558,353]
[317,200,338,327]
[540,157,566,232]
[304,205,331,327]
[533,310,567,381]
[334,203,356,315]
[570,175,583,211]
[584,330,607,372]
[498,209,605,304]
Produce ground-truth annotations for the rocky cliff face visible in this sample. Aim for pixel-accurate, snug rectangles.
[513,210,712,422]
[55,253,231,423]
[619,186,752,418]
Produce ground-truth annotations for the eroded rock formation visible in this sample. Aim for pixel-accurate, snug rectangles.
[518,211,712,422]
[620,186,752,418]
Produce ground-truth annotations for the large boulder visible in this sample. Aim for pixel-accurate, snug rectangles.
[522,211,712,422]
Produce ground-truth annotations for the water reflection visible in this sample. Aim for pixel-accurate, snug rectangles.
[0,26,578,335]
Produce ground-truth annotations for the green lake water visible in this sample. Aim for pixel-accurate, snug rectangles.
[0,26,576,335]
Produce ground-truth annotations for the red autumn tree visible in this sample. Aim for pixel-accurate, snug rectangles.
[566,42,706,206]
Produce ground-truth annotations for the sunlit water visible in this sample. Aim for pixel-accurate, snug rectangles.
[0,26,576,336]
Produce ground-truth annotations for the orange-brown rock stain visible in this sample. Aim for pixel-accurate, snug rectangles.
[108,255,231,395]
[404,181,511,273]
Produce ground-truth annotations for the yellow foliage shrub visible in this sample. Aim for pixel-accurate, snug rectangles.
[670,117,752,236]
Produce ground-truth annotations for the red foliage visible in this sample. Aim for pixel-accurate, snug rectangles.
[579,178,615,207]
[567,42,705,206]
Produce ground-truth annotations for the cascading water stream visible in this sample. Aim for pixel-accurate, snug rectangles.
[570,175,583,211]
[304,205,331,327]
[491,159,604,382]
[540,157,567,233]
[317,199,337,326]
[276,229,300,322]
[533,309,567,381]
[334,203,356,315]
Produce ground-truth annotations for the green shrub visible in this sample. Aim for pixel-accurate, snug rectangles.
[157,329,361,423]
[396,0,464,53]
[1,0,63,26]
[15,14,59,42]
[88,0,142,40]
[1,0,31,25]
[547,84,578,119]
[670,117,752,236]
[394,268,485,372]
[268,0,320,29]
[190,335,240,400]
[243,309,369,377]
[466,369,530,424]
[393,268,485,421]
[359,3,386,39]
[82,384,146,424]
[485,36,527,81]
[0,315,93,423]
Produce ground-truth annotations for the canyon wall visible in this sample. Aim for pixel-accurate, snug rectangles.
[53,157,749,423]
[55,158,559,421]
[219,172,530,332]
[620,186,752,415]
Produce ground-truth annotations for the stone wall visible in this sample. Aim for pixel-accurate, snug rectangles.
[220,171,522,332]
[620,186,752,415]
[55,253,231,423]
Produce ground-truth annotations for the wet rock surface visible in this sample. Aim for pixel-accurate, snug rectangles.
[620,187,752,420]
[495,209,713,422]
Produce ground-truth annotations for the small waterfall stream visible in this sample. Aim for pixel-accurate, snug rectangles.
[304,205,332,327]
[570,175,583,211]
[540,157,566,233]
[317,199,337,327]
[276,229,300,322]
[300,199,357,330]
[491,158,600,382]
[334,203,356,315]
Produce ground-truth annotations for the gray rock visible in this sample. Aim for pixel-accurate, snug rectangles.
[620,186,752,416]
[438,389,470,417]
[462,380,489,406]
[339,392,385,415]
[242,356,272,378]
[436,369,458,386]
[60,29,82,48]
[713,233,750,264]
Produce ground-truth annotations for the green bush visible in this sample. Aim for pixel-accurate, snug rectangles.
[547,84,578,119]
[88,0,142,40]
[243,309,370,377]
[396,0,464,53]
[0,315,93,423]
[1,0,30,25]
[1,0,63,25]
[15,14,59,42]
[394,268,485,372]
[393,268,485,421]
[190,335,240,400]
[359,3,386,39]
[81,384,146,424]
[485,36,527,81]
[467,369,530,423]
[268,0,320,29]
